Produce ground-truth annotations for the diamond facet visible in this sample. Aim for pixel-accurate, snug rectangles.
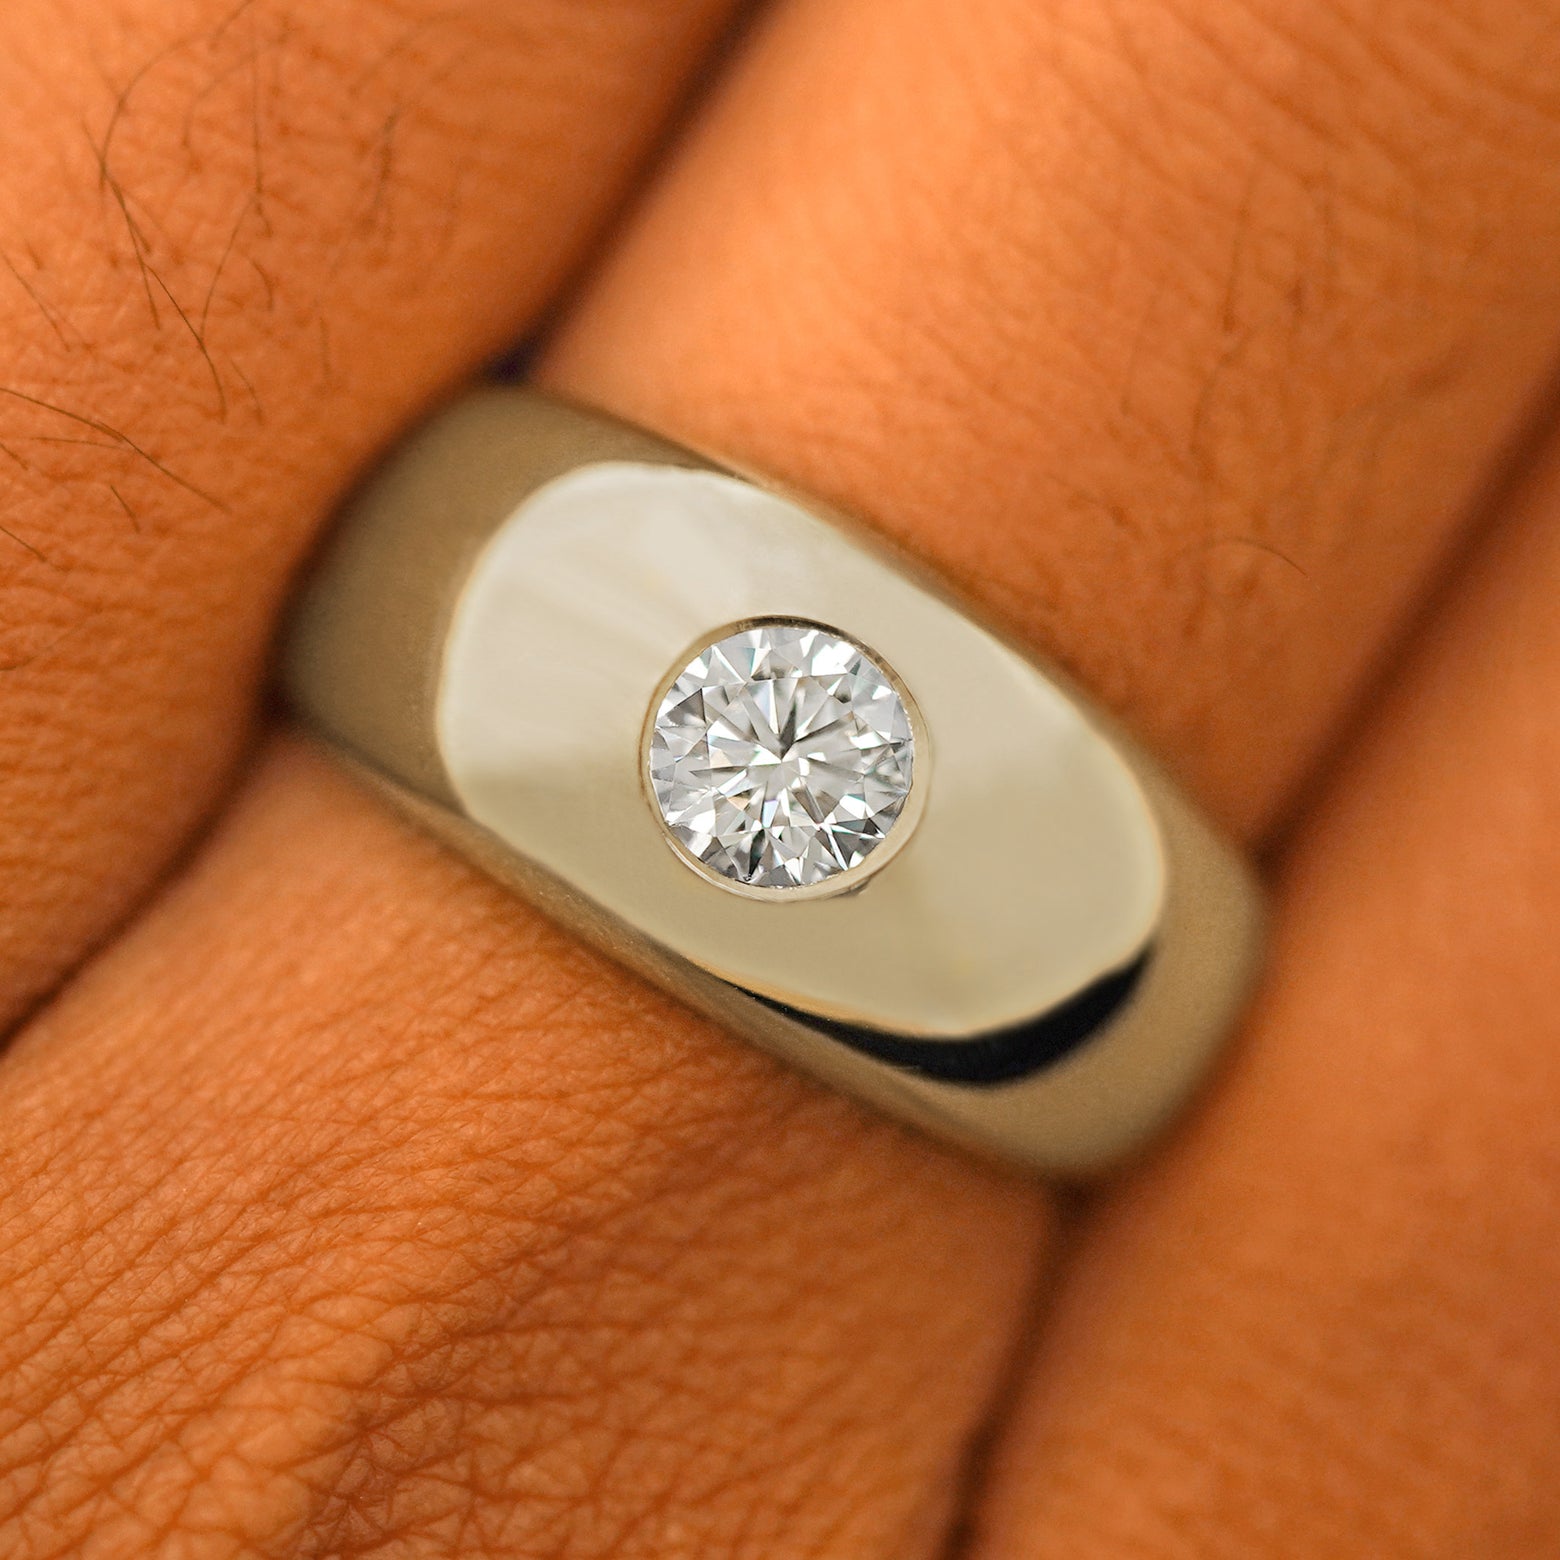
[648,621,915,890]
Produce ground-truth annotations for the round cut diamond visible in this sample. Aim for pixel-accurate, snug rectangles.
[648,621,915,890]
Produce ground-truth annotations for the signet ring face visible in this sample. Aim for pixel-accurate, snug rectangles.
[284,388,1264,1176]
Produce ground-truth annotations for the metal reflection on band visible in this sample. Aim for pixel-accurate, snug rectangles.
[282,388,1264,1176]
[748,952,1152,1086]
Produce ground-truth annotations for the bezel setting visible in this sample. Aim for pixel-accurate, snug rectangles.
[643,617,925,901]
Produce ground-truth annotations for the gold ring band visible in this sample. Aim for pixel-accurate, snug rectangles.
[284,388,1263,1176]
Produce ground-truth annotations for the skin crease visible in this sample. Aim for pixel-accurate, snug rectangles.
[0,0,1557,1556]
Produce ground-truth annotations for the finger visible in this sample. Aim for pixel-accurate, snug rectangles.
[963,432,1560,1552]
[0,741,1043,1556]
[0,0,738,1023]
[547,0,1560,838]
[10,0,1560,1554]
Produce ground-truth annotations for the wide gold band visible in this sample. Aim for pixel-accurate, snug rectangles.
[284,388,1263,1175]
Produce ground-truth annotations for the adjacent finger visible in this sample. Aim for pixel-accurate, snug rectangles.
[0,742,1043,1557]
[964,422,1560,1554]
[548,0,1560,837]
[0,0,738,1023]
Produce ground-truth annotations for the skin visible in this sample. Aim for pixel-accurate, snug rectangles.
[0,0,1558,1553]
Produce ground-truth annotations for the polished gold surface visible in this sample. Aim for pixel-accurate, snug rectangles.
[285,388,1264,1175]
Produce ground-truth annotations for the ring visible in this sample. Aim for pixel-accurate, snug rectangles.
[283,388,1263,1175]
